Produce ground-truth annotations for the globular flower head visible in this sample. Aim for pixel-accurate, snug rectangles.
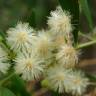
[68,71,89,95]
[56,45,78,68]
[6,22,36,52]
[0,47,10,74]
[34,30,52,59]
[53,35,66,49]
[46,65,88,95]
[48,6,72,37]
[46,65,71,93]
[15,51,45,81]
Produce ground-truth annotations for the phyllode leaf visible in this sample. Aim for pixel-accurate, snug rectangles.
[79,0,93,31]
[0,87,16,96]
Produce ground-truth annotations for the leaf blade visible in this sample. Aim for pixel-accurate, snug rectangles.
[0,87,16,96]
[79,0,94,30]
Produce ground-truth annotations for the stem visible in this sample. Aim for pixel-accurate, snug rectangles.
[76,40,96,49]
[79,32,92,40]
[0,73,15,86]
[89,82,96,86]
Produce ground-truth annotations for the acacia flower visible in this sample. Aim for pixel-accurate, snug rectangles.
[34,30,52,59]
[46,65,71,93]
[56,45,78,68]
[68,71,89,95]
[15,51,45,81]
[53,35,66,49]
[48,6,72,37]
[7,22,36,52]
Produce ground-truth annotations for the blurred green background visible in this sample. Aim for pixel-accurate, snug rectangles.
[0,0,58,32]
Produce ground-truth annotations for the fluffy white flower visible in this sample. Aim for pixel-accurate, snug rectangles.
[46,66,88,95]
[56,45,78,68]
[15,51,45,81]
[34,30,52,59]
[68,71,89,95]
[7,22,36,52]
[0,47,10,74]
[53,35,66,49]
[46,66,71,93]
[48,6,72,37]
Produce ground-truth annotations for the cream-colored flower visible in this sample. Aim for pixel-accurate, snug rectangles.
[7,22,36,52]
[46,66,88,95]
[48,6,72,37]
[56,45,78,68]
[46,65,71,93]
[15,51,45,81]
[53,35,66,49]
[68,71,89,95]
[34,30,52,59]
[0,47,10,74]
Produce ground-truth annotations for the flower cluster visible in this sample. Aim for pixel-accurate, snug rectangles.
[46,66,88,94]
[0,6,89,96]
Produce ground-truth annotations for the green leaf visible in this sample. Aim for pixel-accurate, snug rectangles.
[0,87,16,96]
[79,0,93,30]
[51,91,60,96]
[8,75,30,96]
[28,0,50,29]
[58,0,79,44]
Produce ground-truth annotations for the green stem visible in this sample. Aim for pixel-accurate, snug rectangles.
[79,32,92,40]
[0,73,15,86]
[89,82,96,86]
[76,40,96,49]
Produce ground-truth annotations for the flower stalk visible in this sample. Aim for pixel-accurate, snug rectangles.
[76,40,96,49]
[0,73,15,86]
